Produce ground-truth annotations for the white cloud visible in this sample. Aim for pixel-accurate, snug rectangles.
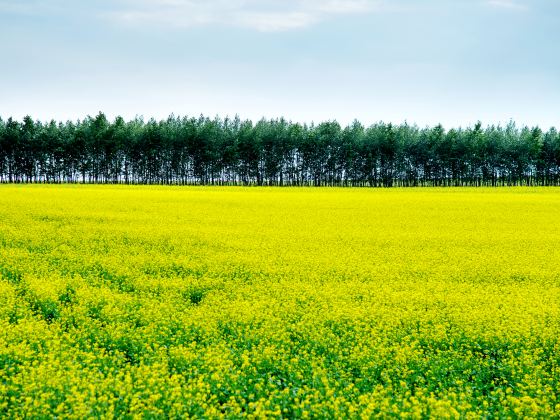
[109,0,381,31]
[310,0,376,14]
[233,11,319,32]
[487,0,528,11]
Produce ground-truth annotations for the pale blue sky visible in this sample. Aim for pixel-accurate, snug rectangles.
[1,0,559,128]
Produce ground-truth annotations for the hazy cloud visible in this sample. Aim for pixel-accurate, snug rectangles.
[110,0,381,31]
[487,0,528,11]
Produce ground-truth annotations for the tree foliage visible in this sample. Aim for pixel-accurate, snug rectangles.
[1,114,559,186]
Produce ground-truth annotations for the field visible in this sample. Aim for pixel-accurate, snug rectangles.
[1,186,559,418]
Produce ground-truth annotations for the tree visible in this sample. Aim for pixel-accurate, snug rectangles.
[0,113,557,187]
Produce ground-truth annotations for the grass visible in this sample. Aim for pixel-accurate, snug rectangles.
[0,185,559,418]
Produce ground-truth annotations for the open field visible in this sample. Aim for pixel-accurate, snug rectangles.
[1,186,560,418]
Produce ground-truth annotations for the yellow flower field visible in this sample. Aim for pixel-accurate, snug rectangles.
[0,185,559,418]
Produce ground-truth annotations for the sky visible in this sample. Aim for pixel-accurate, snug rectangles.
[0,0,559,129]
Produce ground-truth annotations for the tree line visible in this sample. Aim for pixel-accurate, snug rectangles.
[1,113,559,186]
